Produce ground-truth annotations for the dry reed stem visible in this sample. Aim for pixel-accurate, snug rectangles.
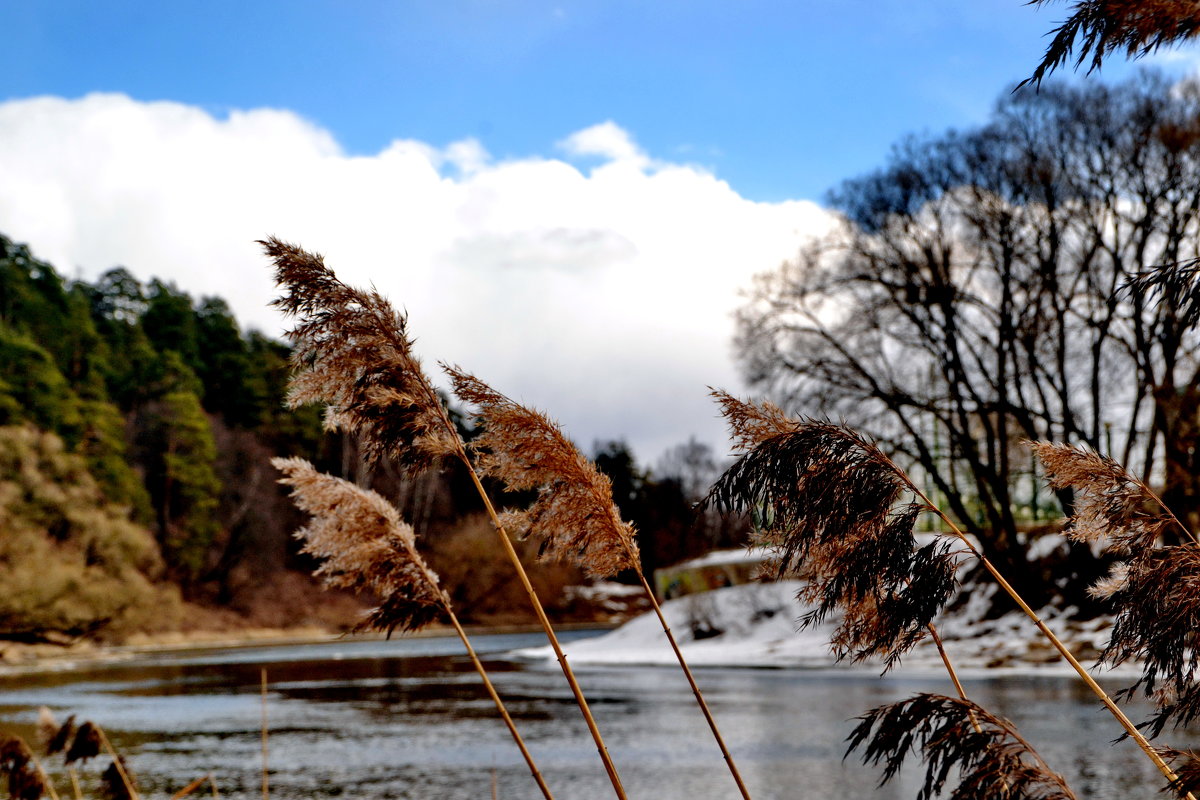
[260,669,268,800]
[265,239,620,799]
[68,769,81,800]
[30,755,59,800]
[462,465,627,799]
[900,469,1194,799]
[273,458,555,799]
[710,392,1188,795]
[209,773,219,800]
[169,775,209,800]
[449,368,752,799]
[94,726,138,800]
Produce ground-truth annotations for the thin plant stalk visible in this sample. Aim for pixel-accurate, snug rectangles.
[461,467,627,800]
[275,459,555,800]
[632,571,752,798]
[170,776,209,800]
[440,588,556,800]
[30,753,60,800]
[893,459,1193,796]
[925,623,969,705]
[447,368,744,796]
[209,773,220,800]
[95,726,138,800]
[68,769,81,800]
[260,669,269,800]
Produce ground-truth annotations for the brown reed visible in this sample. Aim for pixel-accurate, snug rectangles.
[264,237,625,799]
[848,693,1078,800]
[1032,442,1200,751]
[272,457,554,799]
[708,391,1195,797]
[447,366,754,799]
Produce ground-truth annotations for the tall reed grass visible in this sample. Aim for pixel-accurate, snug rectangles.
[256,238,1200,799]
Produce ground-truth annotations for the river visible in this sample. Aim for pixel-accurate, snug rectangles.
[0,631,1180,799]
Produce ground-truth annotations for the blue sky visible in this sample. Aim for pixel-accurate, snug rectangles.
[2,0,1170,202]
[1,2,1196,462]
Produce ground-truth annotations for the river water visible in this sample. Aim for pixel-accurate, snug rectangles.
[0,631,1182,799]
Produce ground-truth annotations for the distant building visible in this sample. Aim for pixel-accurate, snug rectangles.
[653,548,767,600]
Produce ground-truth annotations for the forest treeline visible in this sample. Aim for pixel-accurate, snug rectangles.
[0,235,736,642]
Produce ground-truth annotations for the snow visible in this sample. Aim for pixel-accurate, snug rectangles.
[513,580,1139,678]
[663,547,768,570]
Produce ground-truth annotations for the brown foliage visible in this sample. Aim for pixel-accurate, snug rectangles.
[425,515,582,625]
[65,722,101,765]
[1163,748,1200,798]
[0,734,42,800]
[447,367,639,579]
[1031,442,1172,551]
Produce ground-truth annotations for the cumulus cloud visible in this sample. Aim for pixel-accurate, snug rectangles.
[0,92,835,461]
[559,121,649,167]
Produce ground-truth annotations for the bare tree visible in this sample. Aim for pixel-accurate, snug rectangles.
[736,73,1200,598]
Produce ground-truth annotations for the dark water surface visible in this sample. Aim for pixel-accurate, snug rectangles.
[0,632,1183,799]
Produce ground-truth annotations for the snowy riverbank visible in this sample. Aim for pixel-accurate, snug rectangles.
[511,580,1135,678]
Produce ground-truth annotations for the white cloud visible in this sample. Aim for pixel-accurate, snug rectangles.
[0,92,835,462]
[559,120,649,168]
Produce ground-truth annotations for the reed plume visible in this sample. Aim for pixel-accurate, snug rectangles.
[1162,749,1200,799]
[265,238,623,799]
[847,693,1078,800]
[446,367,639,579]
[706,390,958,668]
[37,710,74,759]
[448,368,753,799]
[273,456,554,798]
[2,735,46,800]
[273,456,442,634]
[710,393,1187,795]
[1022,0,1200,87]
[100,759,136,800]
[1032,441,1200,738]
[263,237,458,469]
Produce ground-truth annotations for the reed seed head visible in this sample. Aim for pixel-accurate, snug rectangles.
[1030,441,1169,551]
[273,456,444,635]
[848,693,1078,800]
[0,736,43,800]
[1161,748,1200,799]
[263,237,458,471]
[100,757,136,800]
[708,392,957,669]
[65,722,100,765]
[446,366,640,579]
[36,708,74,758]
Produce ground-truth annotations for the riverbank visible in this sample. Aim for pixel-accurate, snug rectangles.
[0,619,618,675]
[513,580,1137,678]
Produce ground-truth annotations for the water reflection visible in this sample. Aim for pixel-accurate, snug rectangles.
[0,633,1188,799]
